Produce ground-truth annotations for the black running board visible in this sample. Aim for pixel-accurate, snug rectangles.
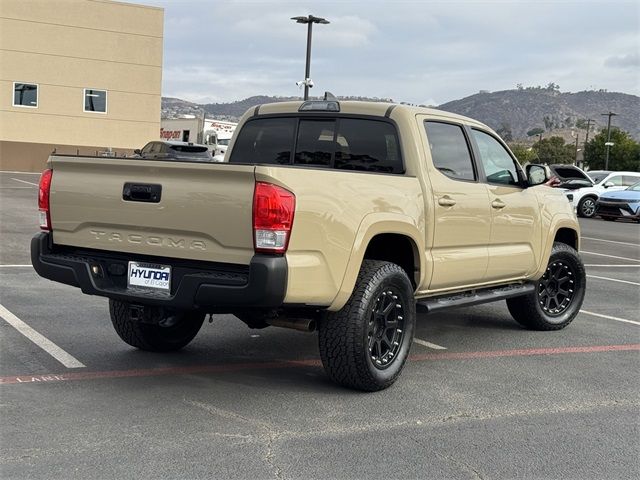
[417,282,536,313]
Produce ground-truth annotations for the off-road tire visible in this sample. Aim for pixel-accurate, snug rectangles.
[318,260,416,391]
[109,300,205,352]
[507,242,585,330]
[577,196,597,218]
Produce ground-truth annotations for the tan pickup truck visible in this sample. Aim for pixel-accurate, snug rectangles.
[32,99,586,391]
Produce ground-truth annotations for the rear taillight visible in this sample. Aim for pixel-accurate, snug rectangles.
[38,169,53,230]
[253,182,295,254]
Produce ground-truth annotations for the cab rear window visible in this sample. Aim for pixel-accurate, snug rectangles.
[229,117,403,174]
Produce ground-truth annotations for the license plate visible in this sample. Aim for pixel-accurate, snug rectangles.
[127,262,171,292]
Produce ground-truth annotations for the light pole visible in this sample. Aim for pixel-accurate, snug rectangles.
[291,15,329,100]
[601,111,617,170]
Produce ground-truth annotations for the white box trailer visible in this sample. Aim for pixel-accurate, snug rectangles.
[160,118,203,143]
[202,119,237,158]
[160,118,237,154]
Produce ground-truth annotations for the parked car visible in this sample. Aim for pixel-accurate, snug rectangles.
[548,164,594,190]
[595,181,640,223]
[569,171,640,218]
[133,141,217,162]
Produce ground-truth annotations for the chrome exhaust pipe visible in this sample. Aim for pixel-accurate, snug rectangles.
[266,318,317,332]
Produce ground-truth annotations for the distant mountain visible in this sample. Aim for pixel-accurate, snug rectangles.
[162,89,640,140]
[438,88,640,141]
[161,95,393,122]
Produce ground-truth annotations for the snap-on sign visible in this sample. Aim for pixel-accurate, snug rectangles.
[160,128,181,140]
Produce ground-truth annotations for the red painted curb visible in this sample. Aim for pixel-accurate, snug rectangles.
[1,344,638,385]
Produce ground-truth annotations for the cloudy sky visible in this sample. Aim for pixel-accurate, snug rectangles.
[131,0,639,105]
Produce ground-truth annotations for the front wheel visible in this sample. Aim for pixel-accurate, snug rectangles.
[318,260,416,391]
[109,300,205,352]
[507,242,586,330]
[577,196,597,218]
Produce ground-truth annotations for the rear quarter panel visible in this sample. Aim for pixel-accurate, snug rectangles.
[255,166,425,307]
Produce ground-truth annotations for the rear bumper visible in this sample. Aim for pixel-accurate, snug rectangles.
[31,232,287,310]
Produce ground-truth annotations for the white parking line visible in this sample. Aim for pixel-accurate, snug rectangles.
[580,310,640,326]
[586,275,640,287]
[0,171,40,174]
[585,264,640,268]
[581,251,640,263]
[413,338,447,350]
[582,237,639,247]
[0,265,32,268]
[11,178,38,187]
[0,304,85,369]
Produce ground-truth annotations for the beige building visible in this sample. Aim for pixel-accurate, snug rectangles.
[0,0,163,172]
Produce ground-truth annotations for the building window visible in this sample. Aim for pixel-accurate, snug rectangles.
[84,89,107,113]
[13,83,38,108]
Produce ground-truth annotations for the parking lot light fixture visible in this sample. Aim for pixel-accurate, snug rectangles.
[291,15,330,100]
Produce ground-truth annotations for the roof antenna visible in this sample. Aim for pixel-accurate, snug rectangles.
[324,91,337,101]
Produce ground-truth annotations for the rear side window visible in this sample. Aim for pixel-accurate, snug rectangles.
[335,119,401,173]
[424,122,476,181]
[607,175,623,186]
[229,117,403,174]
[229,118,296,165]
[622,175,639,186]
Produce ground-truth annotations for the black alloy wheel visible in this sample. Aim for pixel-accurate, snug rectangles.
[367,289,406,369]
[318,260,416,391]
[507,242,586,331]
[537,260,576,317]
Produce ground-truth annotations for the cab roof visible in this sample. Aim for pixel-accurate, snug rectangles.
[252,100,491,130]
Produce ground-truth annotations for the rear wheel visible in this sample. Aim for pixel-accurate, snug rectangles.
[109,300,205,351]
[318,260,416,391]
[507,242,585,330]
[577,196,597,218]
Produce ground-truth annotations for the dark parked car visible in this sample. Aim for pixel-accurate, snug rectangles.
[134,141,215,162]
[595,182,640,223]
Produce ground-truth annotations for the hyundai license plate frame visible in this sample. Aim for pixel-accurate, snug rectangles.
[127,261,171,292]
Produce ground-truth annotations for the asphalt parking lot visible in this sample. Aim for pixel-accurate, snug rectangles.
[1,171,639,480]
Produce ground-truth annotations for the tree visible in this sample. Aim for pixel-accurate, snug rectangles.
[509,143,539,165]
[575,119,590,130]
[533,136,575,164]
[583,128,640,171]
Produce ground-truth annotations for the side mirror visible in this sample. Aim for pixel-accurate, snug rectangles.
[133,149,141,155]
[604,181,615,188]
[526,164,549,186]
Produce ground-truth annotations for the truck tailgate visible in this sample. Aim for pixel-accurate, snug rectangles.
[49,156,256,265]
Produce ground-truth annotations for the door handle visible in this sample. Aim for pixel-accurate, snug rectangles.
[123,183,162,203]
[438,196,456,207]
[491,199,506,209]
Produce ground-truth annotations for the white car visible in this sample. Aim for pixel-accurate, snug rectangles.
[571,170,640,218]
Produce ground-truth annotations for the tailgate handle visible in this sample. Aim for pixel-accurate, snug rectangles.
[123,183,162,203]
